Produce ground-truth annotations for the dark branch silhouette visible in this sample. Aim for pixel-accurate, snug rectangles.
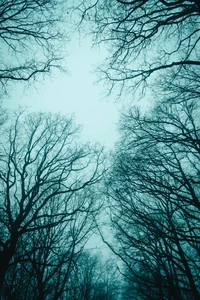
[0,0,68,95]
[0,110,105,291]
[78,0,200,97]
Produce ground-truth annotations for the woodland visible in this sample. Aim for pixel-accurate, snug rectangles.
[0,1,199,299]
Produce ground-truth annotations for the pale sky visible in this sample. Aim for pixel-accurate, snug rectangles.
[4,35,120,149]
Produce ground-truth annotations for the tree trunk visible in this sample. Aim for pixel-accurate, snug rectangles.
[0,249,15,289]
[0,233,18,290]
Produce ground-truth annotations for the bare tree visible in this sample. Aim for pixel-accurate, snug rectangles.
[67,251,121,300]
[77,0,200,97]
[1,188,101,299]
[103,99,200,299]
[0,109,105,291]
[0,0,69,95]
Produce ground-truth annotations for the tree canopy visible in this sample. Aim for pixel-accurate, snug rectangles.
[0,0,69,96]
[0,110,105,293]
[1,1,200,299]
[79,0,200,97]
[104,99,200,299]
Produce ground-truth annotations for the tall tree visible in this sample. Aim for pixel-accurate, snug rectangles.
[0,110,105,291]
[104,99,200,299]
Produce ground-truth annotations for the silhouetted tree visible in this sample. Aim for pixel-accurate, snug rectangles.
[0,0,69,95]
[1,190,101,300]
[0,109,105,292]
[67,251,121,300]
[78,0,200,97]
[103,99,200,299]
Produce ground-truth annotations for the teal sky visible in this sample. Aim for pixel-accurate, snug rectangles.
[4,35,120,149]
